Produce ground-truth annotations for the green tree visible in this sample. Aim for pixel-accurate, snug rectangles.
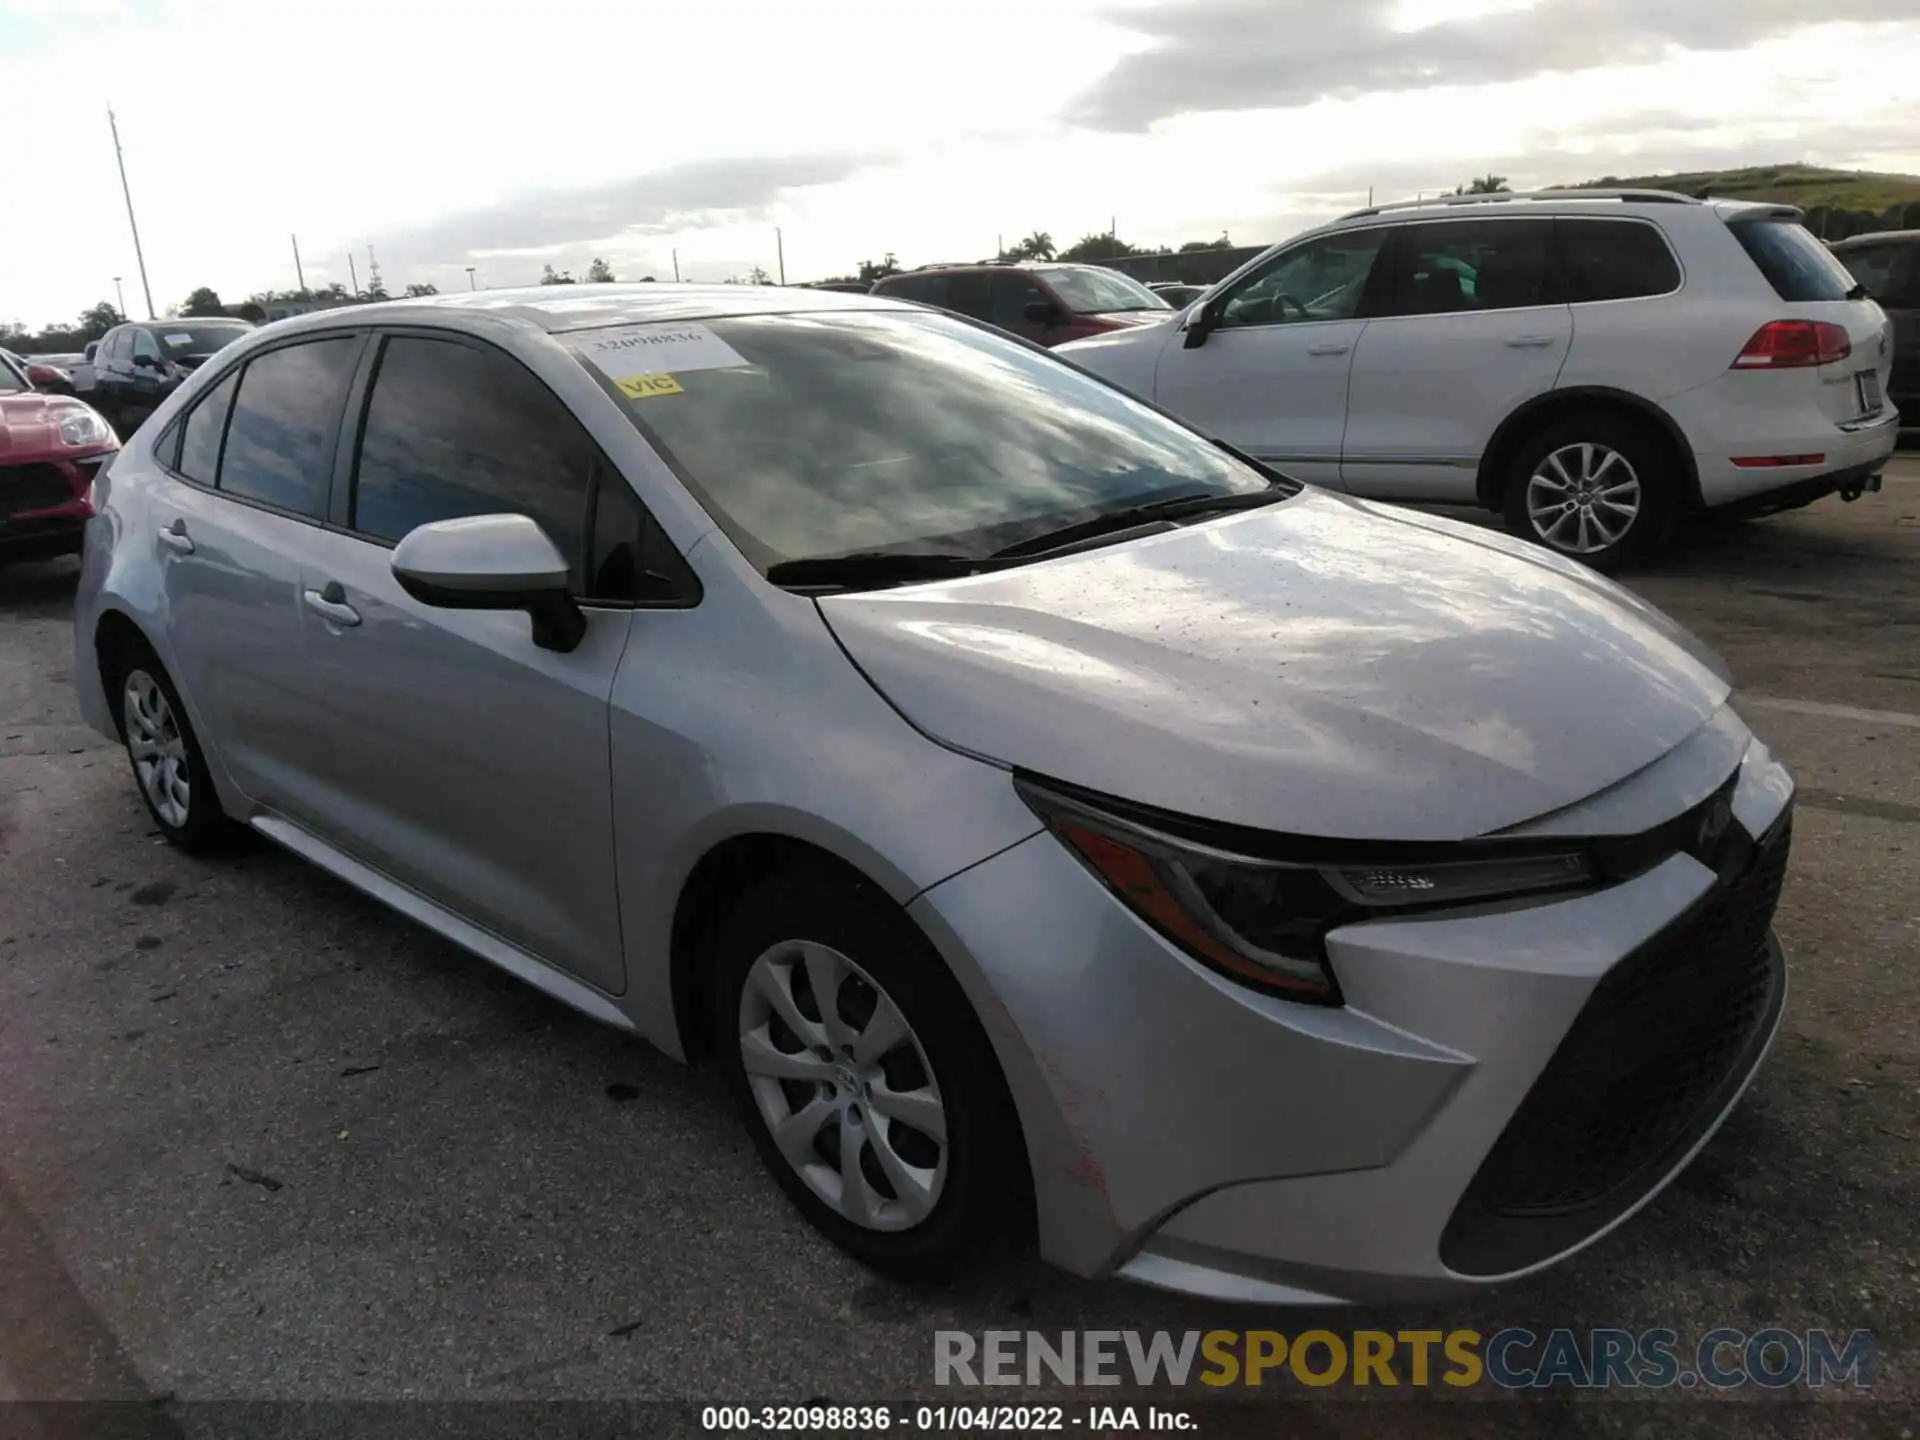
[586,257,616,283]
[1455,174,1511,195]
[234,301,267,323]
[540,264,576,285]
[179,286,226,316]
[1059,231,1140,262]
[404,282,439,297]
[856,252,900,282]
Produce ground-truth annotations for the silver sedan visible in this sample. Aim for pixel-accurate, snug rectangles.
[73,284,1794,1301]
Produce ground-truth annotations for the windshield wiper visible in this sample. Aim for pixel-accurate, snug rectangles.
[765,551,1009,592]
[989,486,1292,560]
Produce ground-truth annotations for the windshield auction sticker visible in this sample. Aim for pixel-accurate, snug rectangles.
[570,323,746,393]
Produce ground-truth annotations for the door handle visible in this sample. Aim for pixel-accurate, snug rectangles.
[158,520,194,554]
[303,581,361,627]
[1506,335,1559,348]
[1307,342,1352,356]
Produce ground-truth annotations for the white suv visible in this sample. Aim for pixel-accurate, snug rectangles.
[1060,190,1901,568]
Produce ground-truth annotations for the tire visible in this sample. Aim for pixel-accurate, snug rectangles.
[714,864,1029,1279]
[1501,411,1679,571]
[109,638,237,853]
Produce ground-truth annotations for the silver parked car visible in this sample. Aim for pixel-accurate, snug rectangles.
[74,284,1794,1301]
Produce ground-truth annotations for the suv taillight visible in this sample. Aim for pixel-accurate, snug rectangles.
[1731,320,1851,369]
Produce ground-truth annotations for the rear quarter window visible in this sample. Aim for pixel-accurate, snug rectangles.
[1556,219,1681,302]
[1731,220,1859,302]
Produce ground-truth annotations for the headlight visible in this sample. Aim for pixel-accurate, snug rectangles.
[1016,779,1594,1006]
[57,406,113,448]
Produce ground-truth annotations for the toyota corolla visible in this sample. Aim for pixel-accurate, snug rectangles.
[73,285,1793,1301]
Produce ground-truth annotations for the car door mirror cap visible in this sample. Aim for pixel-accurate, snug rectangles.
[1183,303,1220,348]
[390,513,586,653]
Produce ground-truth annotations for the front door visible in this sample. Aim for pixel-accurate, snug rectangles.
[1340,218,1571,502]
[287,331,633,992]
[1151,228,1390,487]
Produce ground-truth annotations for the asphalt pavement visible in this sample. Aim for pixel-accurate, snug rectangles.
[2,458,1917,1437]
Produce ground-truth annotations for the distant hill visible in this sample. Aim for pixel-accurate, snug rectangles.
[1565,165,1920,239]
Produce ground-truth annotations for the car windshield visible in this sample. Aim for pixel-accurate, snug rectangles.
[569,309,1271,572]
[1041,267,1171,314]
[156,324,250,359]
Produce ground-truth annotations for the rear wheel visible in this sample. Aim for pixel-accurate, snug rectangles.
[1502,412,1678,571]
[111,639,236,852]
[714,866,1028,1279]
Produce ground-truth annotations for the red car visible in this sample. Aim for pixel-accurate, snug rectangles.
[871,263,1175,347]
[1,353,119,563]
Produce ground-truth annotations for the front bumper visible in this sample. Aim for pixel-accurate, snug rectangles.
[1,454,106,559]
[910,734,1795,1301]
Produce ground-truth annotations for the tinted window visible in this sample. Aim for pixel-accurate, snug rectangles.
[1732,221,1859,302]
[943,272,993,319]
[177,370,237,485]
[1380,219,1554,316]
[352,336,594,589]
[900,274,951,308]
[0,353,24,393]
[578,310,1269,570]
[988,271,1047,327]
[1838,243,1918,308]
[104,330,128,363]
[131,330,162,363]
[1556,219,1681,302]
[587,467,693,603]
[1220,231,1387,327]
[219,337,358,518]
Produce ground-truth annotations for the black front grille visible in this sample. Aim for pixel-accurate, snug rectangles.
[1,461,80,520]
[1441,813,1791,1276]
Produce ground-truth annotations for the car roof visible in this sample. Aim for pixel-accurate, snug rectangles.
[1830,230,1920,249]
[254,282,915,339]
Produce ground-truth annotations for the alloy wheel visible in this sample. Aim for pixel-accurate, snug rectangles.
[124,668,191,829]
[737,940,948,1232]
[1526,442,1643,555]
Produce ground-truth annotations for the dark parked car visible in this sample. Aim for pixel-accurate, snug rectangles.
[92,318,254,435]
[871,263,1173,347]
[1833,230,1919,432]
[1,358,118,563]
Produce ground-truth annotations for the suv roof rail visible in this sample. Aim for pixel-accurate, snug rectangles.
[1339,188,1700,221]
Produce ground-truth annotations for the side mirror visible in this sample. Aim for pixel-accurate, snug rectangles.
[1182,299,1222,349]
[1022,299,1064,328]
[133,353,161,370]
[391,513,586,653]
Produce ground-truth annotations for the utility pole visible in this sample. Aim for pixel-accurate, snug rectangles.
[672,248,681,283]
[465,266,477,290]
[108,109,155,318]
[775,227,786,286]
[291,234,308,292]
[1368,186,1374,206]
[112,277,126,319]
[348,253,360,295]
[367,245,383,296]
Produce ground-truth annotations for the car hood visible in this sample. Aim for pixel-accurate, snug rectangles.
[818,489,1733,841]
[1091,310,1176,328]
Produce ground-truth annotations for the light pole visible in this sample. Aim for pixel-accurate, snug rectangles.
[112,276,126,319]
[775,227,786,286]
[107,108,155,318]
[465,266,477,291]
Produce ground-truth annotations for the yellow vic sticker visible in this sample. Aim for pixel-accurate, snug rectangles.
[617,372,683,400]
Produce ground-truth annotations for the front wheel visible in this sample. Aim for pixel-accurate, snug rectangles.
[715,867,1028,1279]
[1501,413,1678,571]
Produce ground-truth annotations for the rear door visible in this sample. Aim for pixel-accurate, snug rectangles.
[1836,238,1920,425]
[1340,217,1569,501]
[1150,227,1389,487]
[153,334,365,810]
[1729,217,1894,426]
[287,329,640,992]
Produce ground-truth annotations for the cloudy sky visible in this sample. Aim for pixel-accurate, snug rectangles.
[3,0,1918,328]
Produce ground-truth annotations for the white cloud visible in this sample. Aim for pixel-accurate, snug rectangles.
[1,0,1916,328]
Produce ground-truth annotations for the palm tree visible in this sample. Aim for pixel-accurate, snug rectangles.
[1019,230,1056,261]
[1458,174,1511,195]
